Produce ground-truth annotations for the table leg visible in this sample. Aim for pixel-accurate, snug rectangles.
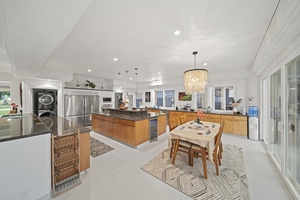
[201,146,208,179]
[171,139,179,164]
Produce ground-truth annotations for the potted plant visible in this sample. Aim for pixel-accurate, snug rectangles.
[85,80,96,89]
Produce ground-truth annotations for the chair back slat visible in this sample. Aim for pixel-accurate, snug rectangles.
[169,118,177,131]
[179,115,187,124]
[214,121,224,153]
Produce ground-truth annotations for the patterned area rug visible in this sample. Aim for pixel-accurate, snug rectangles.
[90,137,114,158]
[141,144,250,200]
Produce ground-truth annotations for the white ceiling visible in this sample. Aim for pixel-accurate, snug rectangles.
[0,0,278,83]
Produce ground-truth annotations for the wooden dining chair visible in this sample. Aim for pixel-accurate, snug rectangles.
[189,121,224,178]
[179,115,187,125]
[168,117,192,160]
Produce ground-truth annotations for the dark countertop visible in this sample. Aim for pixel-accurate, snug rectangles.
[148,108,248,117]
[0,114,90,142]
[41,116,91,136]
[93,112,166,121]
[0,114,51,142]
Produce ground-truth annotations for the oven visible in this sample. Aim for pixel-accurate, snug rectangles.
[102,97,112,103]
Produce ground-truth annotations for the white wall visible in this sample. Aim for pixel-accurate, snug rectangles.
[134,68,250,112]
[65,74,114,90]
[0,134,51,200]
[251,1,300,199]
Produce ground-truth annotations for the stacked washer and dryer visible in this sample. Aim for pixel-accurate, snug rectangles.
[33,89,57,118]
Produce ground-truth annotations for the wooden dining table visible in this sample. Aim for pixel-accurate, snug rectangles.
[170,121,220,178]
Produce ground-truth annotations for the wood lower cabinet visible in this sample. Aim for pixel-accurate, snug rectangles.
[169,111,247,136]
[79,131,90,171]
[169,111,221,124]
[92,114,166,146]
[221,115,248,136]
[157,115,166,135]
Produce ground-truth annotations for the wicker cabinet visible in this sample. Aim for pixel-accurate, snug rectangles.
[51,132,80,197]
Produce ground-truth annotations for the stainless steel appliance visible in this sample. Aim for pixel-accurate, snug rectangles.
[64,95,99,127]
[102,97,112,103]
[33,89,57,117]
[101,104,112,114]
[149,118,158,142]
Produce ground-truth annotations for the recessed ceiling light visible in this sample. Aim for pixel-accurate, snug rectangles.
[129,77,132,80]
[174,30,180,36]
[203,63,208,66]
[114,58,118,61]
[88,69,92,72]
[158,72,160,75]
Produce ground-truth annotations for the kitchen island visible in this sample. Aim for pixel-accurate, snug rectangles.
[0,114,91,200]
[92,109,167,147]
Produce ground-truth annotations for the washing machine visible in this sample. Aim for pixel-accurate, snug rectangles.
[38,110,56,117]
[38,92,56,110]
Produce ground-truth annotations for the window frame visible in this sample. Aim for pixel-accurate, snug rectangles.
[212,84,236,112]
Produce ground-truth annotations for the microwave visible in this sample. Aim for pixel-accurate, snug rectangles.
[103,97,112,103]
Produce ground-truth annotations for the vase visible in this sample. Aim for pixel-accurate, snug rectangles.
[232,107,237,115]
[13,107,17,113]
[196,118,200,124]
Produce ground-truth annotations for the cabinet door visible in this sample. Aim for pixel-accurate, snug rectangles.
[126,126,135,146]
[221,116,234,134]
[186,113,198,122]
[157,115,166,135]
[80,132,90,171]
[234,117,248,136]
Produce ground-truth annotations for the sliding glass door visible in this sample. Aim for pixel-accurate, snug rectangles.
[270,69,282,165]
[286,56,300,193]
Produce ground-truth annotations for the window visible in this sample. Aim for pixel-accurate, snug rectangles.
[0,87,10,115]
[165,90,175,107]
[213,86,234,110]
[135,93,142,108]
[155,91,163,107]
[196,93,204,108]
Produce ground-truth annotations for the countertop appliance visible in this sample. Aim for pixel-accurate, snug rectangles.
[64,95,99,127]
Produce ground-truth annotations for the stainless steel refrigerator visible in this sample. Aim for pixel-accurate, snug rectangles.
[64,95,99,127]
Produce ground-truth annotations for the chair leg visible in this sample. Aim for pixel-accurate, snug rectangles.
[201,147,208,179]
[169,140,174,158]
[189,150,194,167]
[171,139,179,164]
[218,150,221,166]
[220,142,223,159]
[214,153,219,175]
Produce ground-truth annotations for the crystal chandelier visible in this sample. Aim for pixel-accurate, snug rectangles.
[183,51,208,94]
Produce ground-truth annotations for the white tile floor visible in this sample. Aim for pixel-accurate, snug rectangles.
[51,130,293,200]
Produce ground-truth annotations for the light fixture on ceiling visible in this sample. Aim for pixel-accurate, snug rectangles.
[125,70,129,99]
[88,69,92,72]
[174,30,180,36]
[117,72,122,89]
[158,72,160,75]
[183,51,208,94]
[203,63,208,66]
[135,68,138,95]
[129,77,132,80]
[114,58,118,61]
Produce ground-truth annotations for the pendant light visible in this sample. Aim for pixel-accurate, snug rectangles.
[135,68,138,95]
[183,51,208,94]
[124,70,129,103]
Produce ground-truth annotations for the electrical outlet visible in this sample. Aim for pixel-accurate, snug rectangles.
[20,188,29,200]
